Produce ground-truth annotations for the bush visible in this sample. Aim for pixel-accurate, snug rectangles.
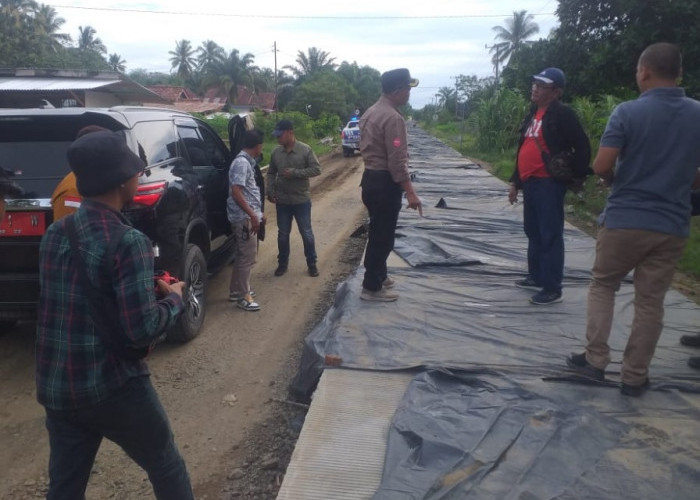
[468,89,528,153]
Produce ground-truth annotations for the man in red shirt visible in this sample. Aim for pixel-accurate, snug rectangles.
[508,68,591,305]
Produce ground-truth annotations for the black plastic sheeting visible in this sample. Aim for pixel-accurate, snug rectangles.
[291,126,700,498]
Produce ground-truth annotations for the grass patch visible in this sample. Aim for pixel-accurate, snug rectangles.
[679,218,700,278]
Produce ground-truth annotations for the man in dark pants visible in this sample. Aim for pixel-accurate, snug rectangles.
[266,119,321,277]
[359,68,423,302]
[36,131,194,499]
[508,67,591,305]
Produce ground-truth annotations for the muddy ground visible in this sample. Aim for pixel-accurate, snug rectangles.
[3,143,699,500]
[0,150,367,500]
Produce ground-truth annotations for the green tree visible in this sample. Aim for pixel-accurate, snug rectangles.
[0,0,36,27]
[128,69,175,86]
[196,40,225,74]
[212,49,257,105]
[287,70,356,121]
[550,0,700,98]
[335,61,381,114]
[437,86,456,114]
[169,39,196,79]
[285,47,336,80]
[34,3,70,51]
[77,25,106,54]
[0,0,45,66]
[108,53,126,72]
[490,10,539,69]
[274,69,297,111]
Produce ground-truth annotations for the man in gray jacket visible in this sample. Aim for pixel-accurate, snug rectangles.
[266,120,321,277]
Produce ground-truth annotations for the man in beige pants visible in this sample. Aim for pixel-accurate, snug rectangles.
[227,129,265,311]
[566,43,700,396]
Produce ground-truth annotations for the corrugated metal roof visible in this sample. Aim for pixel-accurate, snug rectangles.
[0,78,121,91]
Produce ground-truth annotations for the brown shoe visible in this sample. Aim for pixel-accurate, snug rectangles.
[360,288,399,302]
[383,276,396,288]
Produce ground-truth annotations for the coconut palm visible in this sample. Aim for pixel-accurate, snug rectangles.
[169,39,196,79]
[34,4,70,50]
[437,86,456,112]
[108,53,126,72]
[214,48,257,104]
[0,0,38,28]
[77,25,106,54]
[285,47,336,79]
[196,40,225,74]
[490,10,539,66]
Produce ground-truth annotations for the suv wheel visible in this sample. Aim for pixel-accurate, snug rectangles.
[167,243,207,343]
[342,147,353,157]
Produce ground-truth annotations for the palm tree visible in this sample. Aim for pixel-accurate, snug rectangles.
[249,67,276,93]
[213,49,257,105]
[285,47,336,79]
[490,10,539,67]
[169,39,196,79]
[0,0,37,28]
[196,40,225,74]
[77,25,106,54]
[34,4,70,50]
[437,86,456,112]
[108,53,126,72]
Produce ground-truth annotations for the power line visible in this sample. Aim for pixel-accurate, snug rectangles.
[51,4,555,20]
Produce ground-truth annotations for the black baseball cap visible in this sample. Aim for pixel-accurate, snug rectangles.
[381,68,419,93]
[272,119,294,137]
[532,67,566,88]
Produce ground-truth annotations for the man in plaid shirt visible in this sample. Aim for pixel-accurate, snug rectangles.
[36,131,194,499]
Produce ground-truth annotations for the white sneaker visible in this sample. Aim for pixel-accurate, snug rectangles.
[237,294,260,311]
[360,288,399,302]
[383,277,396,288]
[229,290,256,302]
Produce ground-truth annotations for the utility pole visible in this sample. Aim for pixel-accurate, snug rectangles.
[273,41,278,117]
[485,43,501,87]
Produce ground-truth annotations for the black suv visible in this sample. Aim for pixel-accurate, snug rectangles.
[0,106,248,341]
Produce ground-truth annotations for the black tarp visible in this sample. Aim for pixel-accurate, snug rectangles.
[291,126,700,498]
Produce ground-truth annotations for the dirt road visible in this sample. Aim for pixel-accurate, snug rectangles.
[0,150,368,499]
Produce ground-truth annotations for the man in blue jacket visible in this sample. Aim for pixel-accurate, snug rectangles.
[508,67,591,305]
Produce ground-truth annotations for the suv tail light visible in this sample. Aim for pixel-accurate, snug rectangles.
[131,180,168,207]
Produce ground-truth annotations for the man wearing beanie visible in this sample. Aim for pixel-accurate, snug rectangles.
[35,131,194,499]
[358,68,423,302]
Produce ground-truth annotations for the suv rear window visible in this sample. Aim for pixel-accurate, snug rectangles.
[0,116,122,198]
[0,141,71,198]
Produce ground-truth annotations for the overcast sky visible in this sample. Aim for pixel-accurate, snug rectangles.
[48,0,560,108]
